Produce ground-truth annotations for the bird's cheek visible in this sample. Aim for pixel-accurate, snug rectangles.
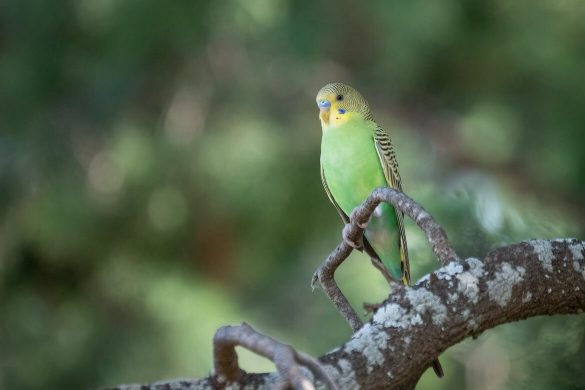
[329,112,350,127]
[319,109,330,124]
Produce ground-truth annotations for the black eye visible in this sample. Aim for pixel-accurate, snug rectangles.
[336,94,343,101]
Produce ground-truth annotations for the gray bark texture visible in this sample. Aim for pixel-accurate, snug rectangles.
[108,238,585,389]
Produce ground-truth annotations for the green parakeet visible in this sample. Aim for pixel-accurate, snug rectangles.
[317,82,408,284]
[317,82,443,377]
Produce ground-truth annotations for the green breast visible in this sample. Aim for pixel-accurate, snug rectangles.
[320,118,386,214]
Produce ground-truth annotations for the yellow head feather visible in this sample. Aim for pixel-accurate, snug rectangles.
[316,82,374,129]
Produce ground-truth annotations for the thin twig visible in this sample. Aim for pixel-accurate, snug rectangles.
[368,188,459,265]
[312,242,363,332]
[213,322,339,390]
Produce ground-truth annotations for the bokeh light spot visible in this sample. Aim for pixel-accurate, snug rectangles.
[87,151,125,195]
[147,187,188,231]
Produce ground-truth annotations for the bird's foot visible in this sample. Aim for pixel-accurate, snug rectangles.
[342,223,363,249]
[350,208,369,229]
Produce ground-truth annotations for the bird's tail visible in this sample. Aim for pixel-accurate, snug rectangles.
[432,358,444,378]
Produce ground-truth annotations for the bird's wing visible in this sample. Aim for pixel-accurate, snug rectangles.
[373,124,411,285]
[320,162,349,224]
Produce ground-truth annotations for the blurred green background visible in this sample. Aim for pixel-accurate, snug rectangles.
[1,1,584,389]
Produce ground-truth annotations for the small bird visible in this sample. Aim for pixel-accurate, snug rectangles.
[317,82,443,378]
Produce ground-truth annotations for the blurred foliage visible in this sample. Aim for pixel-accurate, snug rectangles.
[1,0,584,389]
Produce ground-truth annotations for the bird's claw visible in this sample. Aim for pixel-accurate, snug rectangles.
[342,223,363,249]
[349,208,369,229]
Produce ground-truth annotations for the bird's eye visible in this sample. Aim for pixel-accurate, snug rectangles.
[336,94,343,101]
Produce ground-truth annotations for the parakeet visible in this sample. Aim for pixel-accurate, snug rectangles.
[317,82,443,378]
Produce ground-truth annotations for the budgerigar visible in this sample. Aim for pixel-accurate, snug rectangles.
[316,82,443,378]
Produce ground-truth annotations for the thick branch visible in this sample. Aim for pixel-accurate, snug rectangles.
[108,238,585,390]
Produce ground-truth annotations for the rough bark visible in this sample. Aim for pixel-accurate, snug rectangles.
[108,238,585,390]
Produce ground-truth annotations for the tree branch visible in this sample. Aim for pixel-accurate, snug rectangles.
[311,187,459,333]
[355,188,460,266]
[213,322,338,390]
[107,238,585,390]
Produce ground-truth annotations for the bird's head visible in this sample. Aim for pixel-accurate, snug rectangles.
[316,82,373,130]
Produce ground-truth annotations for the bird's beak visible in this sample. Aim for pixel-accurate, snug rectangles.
[318,99,331,124]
